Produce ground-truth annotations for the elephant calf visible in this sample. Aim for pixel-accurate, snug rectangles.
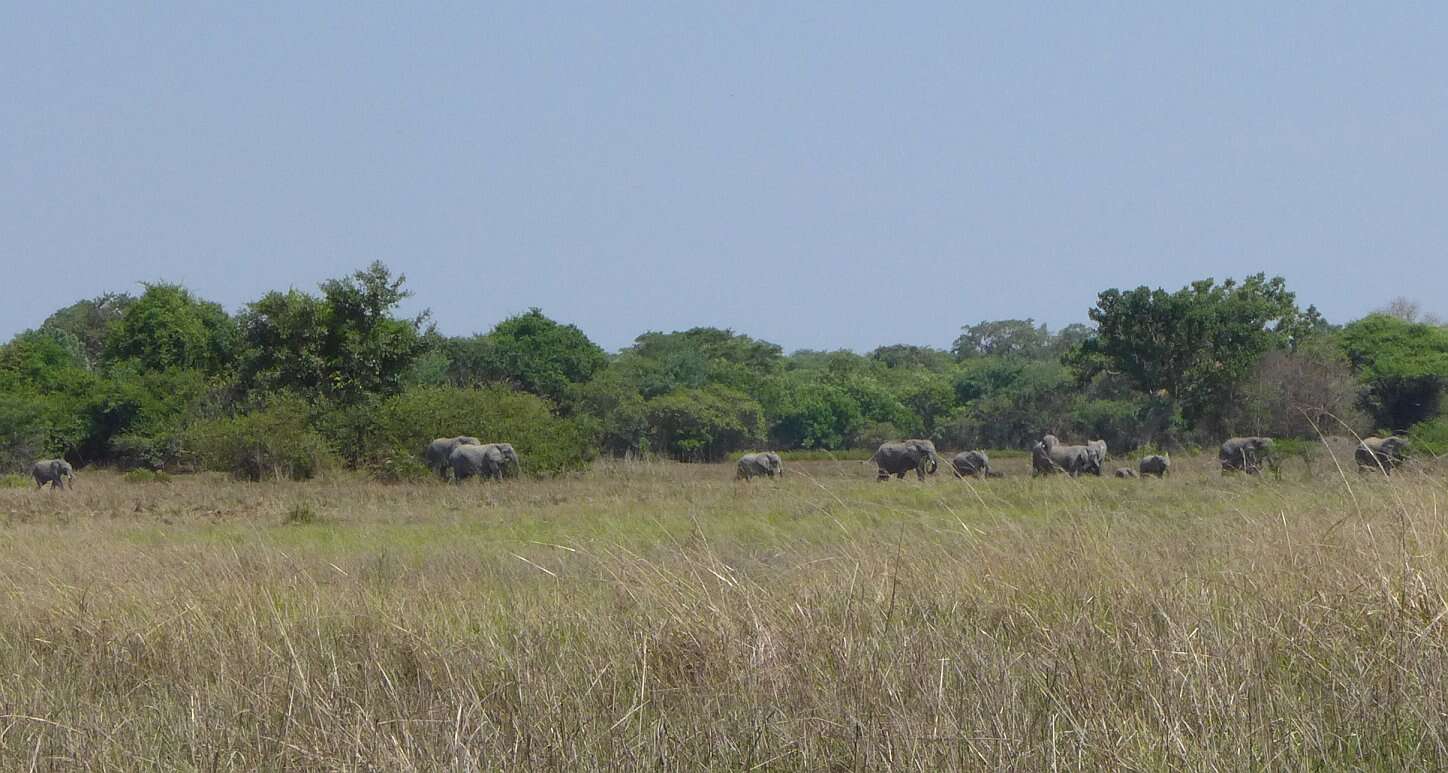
[1114,467,1138,478]
[32,459,75,490]
[951,450,992,478]
[737,452,783,480]
[1356,436,1408,475]
[1138,454,1170,478]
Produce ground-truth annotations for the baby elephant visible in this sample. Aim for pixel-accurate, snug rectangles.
[1138,454,1170,478]
[32,459,76,490]
[1114,467,1138,479]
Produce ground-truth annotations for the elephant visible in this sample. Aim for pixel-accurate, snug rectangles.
[1219,437,1274,474]
[1114,467,1138,479]
[868,439,940,481]
[1032,435,1102,477]
[951,450,992,478]
[425,436,481,479]
[1356,436,1409,474]
[1138,454,1170,478]
[736,452,783,480]
[449,442,520,482]
[31,459,75,490]
[1086,439,1108,468]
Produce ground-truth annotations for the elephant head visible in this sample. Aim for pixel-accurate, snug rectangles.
[905,439,939,475]
[491,443,521,476]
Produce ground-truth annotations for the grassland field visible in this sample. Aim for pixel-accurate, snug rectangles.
[3,444,1448,770]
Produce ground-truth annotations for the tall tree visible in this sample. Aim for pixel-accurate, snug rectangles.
[1339,314,1448,430]
[447,309,606,409]
[1071,274,1321,428]
[952,319,1051,360]
[104,284,236,374]
[237,262,432,403]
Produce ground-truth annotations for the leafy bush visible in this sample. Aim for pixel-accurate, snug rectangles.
[367,385,594,476]
[642,386,765,462]
[183,398,335,481]
[1407,419,1448,458]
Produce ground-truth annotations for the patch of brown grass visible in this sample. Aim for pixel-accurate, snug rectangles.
[1,455,1447,768]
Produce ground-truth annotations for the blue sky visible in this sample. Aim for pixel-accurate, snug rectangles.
[3,4,1445,352]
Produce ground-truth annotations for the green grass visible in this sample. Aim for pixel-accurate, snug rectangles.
[1,454,1447,768]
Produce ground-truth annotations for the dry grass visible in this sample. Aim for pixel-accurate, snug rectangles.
[2,452,1448,769]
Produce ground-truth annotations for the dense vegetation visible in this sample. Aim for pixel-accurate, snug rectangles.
[3,262,1444,479]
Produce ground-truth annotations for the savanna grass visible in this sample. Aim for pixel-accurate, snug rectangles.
[1,451,1447,769]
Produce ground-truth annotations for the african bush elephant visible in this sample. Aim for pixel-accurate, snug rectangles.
[31,459,75,490]
[449,442,519,482]
[869,439,940,481]
[1219,437,1274,474]
[1114,467,1138,479]
[951,450,992,478]
[1356,436,1409,475]
[736,452,783,480]
[1032,435,1102,477]
[1086,439,1108,468]
[425,436,481,479]
[1138,454,1170,478]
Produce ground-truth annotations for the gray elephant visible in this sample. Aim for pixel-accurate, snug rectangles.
[1356,436,1409,474]
[1114,467,1138,479]
[1032,435,1102,477]
[31,459,75,490]
[868,439,940,481]
[1086,439,1108,469]
[425,436,481,479]
[736,452,783,480]
[951,450,992,478]
[449,442,520,482]
[1219,437,1274,474]
[1138,454,1170,478]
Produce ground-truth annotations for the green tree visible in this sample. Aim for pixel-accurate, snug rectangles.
[41,292,134,366]
[237,262,432,403]
[623,328,783,397]
[869,344,955,372]
[643,386,765,461]
[1072,274,1321,429]
[1339,314,1448,431]
[758,374,862,450]
[104,284,236,374]
[952,319,1051,360]
[455,309,606,409]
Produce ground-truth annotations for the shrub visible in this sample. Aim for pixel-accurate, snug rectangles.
[367,385,594,476]
[183,397,334,481]
[1407,418,1448,458]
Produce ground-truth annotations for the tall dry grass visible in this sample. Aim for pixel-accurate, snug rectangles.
[2,453,1447,769]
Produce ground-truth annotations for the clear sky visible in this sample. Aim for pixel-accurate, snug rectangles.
[3,4,1445,352]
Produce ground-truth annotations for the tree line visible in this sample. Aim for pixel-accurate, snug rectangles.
[3,262,1445,480]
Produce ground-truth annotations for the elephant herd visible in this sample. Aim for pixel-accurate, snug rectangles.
[17,433,1416,493]
[842,432,1414,483]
